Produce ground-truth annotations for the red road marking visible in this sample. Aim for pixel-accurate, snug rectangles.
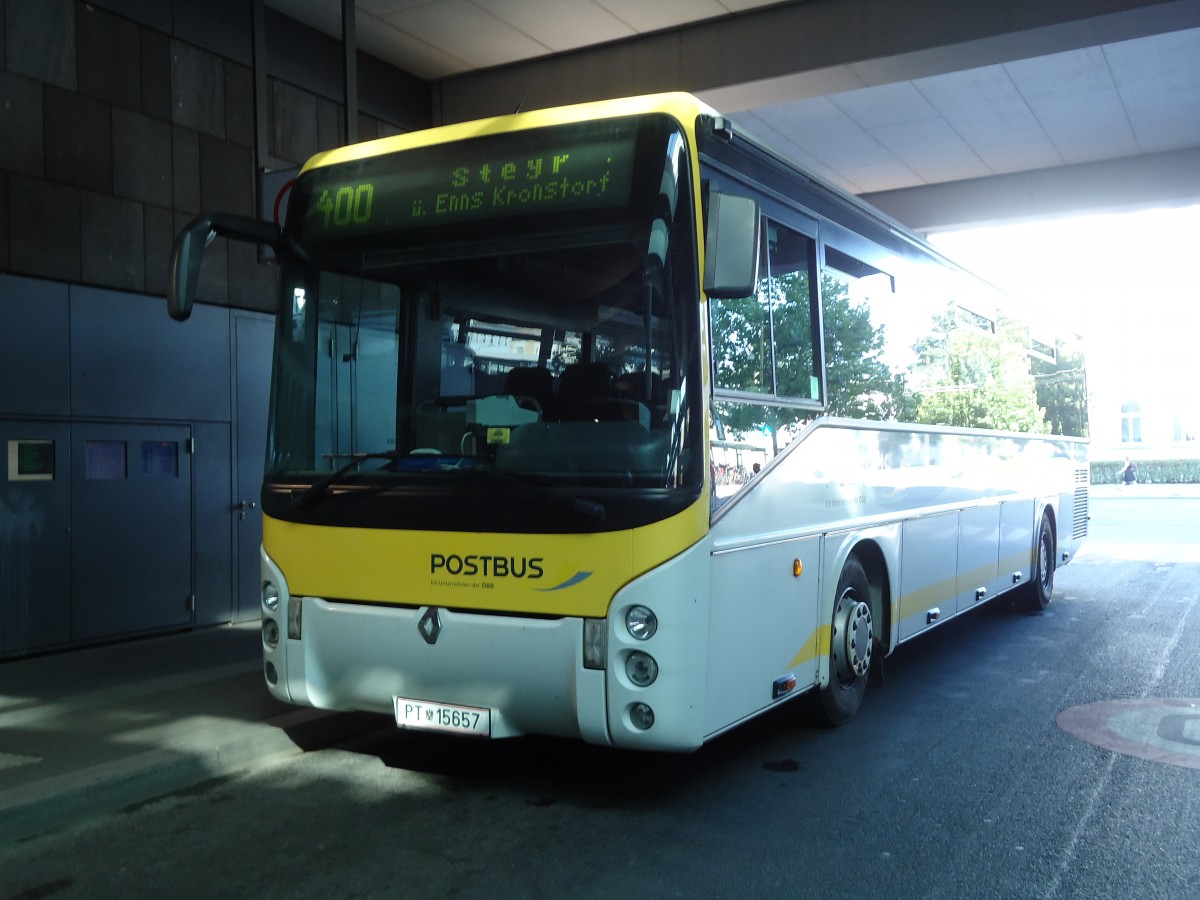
[1057,698,1200,769]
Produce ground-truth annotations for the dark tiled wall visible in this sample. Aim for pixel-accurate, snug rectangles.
[1,0,431,311]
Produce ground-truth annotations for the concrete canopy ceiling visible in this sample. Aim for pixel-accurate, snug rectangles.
[265,0,1200,231]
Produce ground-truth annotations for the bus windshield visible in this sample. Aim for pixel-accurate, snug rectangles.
[266,114,703,532]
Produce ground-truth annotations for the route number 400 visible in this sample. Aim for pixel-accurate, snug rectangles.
[315,184,374,228]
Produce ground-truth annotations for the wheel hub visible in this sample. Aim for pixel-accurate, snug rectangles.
[1037,533,1053,590]
[832,594,873,684]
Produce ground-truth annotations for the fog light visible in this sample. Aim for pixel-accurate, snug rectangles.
[287,597,303,640]
[629,702,655,730]
[262,618,280,648]
[625,605,657,641]
[583,618,607,669]
[625,651,658,687]
[263,581,280,611]
[265,661,278,685]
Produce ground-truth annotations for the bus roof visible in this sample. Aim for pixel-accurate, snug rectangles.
[298,92,719,176]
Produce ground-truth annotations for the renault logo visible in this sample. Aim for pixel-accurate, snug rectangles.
[418,606,442,645]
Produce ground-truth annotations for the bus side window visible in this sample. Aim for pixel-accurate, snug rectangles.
[822,246,897,420]
[441,342,475,396]
[710,218,819,404]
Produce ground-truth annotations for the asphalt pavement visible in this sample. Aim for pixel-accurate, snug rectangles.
[0,622,386,846]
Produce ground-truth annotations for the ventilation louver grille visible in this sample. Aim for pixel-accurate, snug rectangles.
[1072,469,1089,539]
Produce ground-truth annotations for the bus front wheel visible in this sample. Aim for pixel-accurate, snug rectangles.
[815,555,873,726]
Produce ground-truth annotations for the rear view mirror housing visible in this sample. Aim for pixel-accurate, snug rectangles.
[168,213,281,321]
[702,190,760,299]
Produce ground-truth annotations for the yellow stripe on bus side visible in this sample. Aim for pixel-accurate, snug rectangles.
[264,496,709,619]
[789,626,823,670]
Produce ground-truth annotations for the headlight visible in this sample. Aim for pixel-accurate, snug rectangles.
[625,605,657,641]
[625,651,658,687]
[262,618,280,648]
[262,581,280,611]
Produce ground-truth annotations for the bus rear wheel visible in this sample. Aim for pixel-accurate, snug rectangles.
[1020,515,1055,612]
[815,555,873,726]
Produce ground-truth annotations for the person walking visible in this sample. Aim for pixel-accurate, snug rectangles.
[1119,457,1138,486]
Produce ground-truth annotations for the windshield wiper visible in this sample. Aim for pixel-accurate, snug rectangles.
[460,466,606,520]
[294,450,406,510]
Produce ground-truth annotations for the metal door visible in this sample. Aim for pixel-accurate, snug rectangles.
[0,421,70,656]
[234,315,274,619]
[70,423,192,641]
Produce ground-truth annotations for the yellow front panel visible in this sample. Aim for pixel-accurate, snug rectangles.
[265,495,709,618]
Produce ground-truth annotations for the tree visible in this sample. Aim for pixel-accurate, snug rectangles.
[908,307,1046,432]
[710,271,905,446]
[709,271,804,454]
[821,275,907,420]
[1033,341,1089,437]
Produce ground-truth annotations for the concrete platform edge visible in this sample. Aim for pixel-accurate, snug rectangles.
[0,709,390,848]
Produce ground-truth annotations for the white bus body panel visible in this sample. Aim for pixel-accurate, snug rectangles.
[899,512,959,639]
[706,419,1086,724]
[705,532,823,736]
[956,504,1002,613]
[604,540,713,750]
[1000,498,1037,585]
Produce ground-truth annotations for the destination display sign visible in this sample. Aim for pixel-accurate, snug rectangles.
[295,120,640,241]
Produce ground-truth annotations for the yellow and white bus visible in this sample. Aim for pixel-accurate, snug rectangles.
[169,93,1088,751]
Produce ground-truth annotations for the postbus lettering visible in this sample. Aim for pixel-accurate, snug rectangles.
[430,553,544,579]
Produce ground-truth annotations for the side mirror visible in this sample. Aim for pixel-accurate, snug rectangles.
[703,191,760,299]
[167,213,281,321]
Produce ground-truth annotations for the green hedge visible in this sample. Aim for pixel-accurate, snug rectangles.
[1091,459,1200,484]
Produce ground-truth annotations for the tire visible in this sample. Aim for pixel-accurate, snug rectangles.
[1020,515,1055,612]
[814,555,874,726]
